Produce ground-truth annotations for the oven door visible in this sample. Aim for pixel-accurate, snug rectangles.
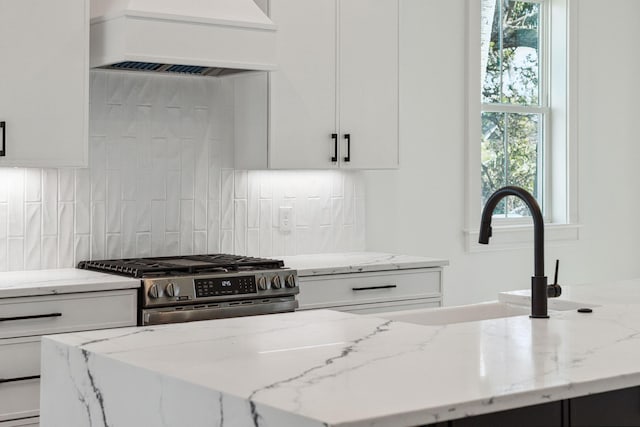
[140,297,298,325]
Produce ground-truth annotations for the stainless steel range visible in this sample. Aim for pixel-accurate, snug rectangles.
[77,254,298,325]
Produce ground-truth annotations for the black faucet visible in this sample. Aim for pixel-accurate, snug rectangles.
[478,186,560,319]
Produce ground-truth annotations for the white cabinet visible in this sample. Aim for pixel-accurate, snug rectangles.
[0,0,89,167]
[234,0,399,170]
[0,291,137,340]
[0,289,137,425]
[0,337,40,423]
[297,268,443,314]
[337,0,400,169]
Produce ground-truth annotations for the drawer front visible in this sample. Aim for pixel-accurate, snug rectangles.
[0,376,39,422]
[0,290,137,339]
[0,337,41,422]
[0,337,40,382]
[297,269,442,310]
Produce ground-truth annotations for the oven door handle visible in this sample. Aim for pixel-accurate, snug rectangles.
[142,299,299,325]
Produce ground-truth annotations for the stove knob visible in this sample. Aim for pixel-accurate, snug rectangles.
[257,276,268,291]
[148,284,163,299]
[285,274,297,288]
[165,282,180,297]
[271,275,282,289]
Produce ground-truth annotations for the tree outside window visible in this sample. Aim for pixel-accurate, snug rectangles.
[480,0,546,218]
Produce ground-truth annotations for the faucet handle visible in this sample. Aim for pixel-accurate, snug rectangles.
[547,259,562,298]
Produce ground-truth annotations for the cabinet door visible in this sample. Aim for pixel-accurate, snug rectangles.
[268,0,338,169]
[570,386,640,426]
[0,0,88,167]
[450,401,563,427]
[338,0,399,169]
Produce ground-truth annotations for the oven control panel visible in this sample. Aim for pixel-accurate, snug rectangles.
[141,269,299,307]
[194,276,256,298]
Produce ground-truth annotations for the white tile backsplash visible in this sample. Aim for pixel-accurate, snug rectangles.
[0,70,365,270]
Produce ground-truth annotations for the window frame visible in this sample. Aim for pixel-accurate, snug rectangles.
[465,0,580,251]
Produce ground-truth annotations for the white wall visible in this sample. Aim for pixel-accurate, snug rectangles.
[0,70,365,271]
[364,0,640,305]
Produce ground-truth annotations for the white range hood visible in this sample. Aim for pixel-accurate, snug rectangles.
[90,0,277,77]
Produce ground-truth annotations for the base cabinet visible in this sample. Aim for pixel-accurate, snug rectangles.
[0,289,137,425]
[424,386,640,427]
[296,268,443,314]
[570,386,640,426]
[448,401,564,427]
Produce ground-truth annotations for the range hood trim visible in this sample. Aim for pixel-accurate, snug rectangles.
[91,10,277,31]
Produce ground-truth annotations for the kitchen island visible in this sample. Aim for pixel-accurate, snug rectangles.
[40,281,640,427]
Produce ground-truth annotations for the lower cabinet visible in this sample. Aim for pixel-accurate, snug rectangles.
[570,386,640,426]
[448,401,564,427]
[296,268,443,314]
[0,289,138,426]
[0,337,40,422]
[423,386,640,427]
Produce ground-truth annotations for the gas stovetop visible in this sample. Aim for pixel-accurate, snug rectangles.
[78,254,298,326]
[77,254,285,278]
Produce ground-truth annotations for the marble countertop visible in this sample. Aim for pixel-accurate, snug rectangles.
[41,290,640,426]
[0,268,140,298]
[0,253,446,298]
[280,252,449,276]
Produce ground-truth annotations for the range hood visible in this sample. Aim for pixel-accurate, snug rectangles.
[90,0,277,77]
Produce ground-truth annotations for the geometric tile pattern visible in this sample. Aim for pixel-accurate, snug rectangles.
[0,71,365,271]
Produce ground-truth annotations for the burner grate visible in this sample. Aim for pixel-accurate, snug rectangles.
[77,254,285,278]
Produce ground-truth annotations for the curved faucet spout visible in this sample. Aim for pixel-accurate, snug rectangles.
[478,186,545,277]
[479,186,550,319]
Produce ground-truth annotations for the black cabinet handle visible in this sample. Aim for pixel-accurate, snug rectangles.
[0,312,62,322]
[331,133,338,162]
[343,133,351,162]
[352,285,397,291]
[0,121,5,157]
[0,375,40,384]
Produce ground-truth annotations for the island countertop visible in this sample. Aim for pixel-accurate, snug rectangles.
[41,297,640,426]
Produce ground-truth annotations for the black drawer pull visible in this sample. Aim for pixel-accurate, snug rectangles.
[0,312,62,322]
[331,133,338,162]
[0,375,40,384]
[0,121,5,157]
[352,285,397,291]
[343,133,351,162]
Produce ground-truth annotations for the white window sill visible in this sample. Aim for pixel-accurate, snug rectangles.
[464,223,581,253]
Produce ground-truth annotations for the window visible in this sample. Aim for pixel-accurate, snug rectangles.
[466,0,579,249]
[481,0,546,219]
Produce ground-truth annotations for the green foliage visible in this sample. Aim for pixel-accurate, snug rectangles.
[481,0,542,216]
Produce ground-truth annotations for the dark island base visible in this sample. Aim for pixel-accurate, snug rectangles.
[424,385,640,427]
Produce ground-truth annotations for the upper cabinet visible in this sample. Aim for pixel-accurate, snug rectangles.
[235,0,399,170]
[0,0,89,168]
